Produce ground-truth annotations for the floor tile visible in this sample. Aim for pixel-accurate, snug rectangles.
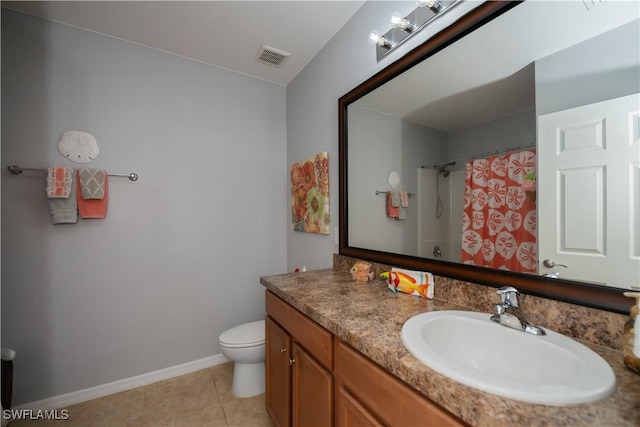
[160,407,228,427]
[210,364,235,405]
[69,388,145,426]
[210,365,272,427]
[222,394,273,427]
[8,363,271,427]
[142,370,220,426]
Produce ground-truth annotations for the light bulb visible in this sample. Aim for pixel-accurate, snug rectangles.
[368,30,382,45]
[390,12,415,33]
[420,0,442,13]
[390,12,404,26]
[368,30,391,48]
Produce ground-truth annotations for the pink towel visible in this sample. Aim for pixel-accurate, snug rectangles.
[386,193,398,218]
[77,171,108,219]
[46,166,73,198]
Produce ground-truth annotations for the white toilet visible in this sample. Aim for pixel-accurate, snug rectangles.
[218,320,266,398]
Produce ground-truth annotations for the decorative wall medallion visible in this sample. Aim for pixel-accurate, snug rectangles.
[388,171,400,188]
[58,130,99,163]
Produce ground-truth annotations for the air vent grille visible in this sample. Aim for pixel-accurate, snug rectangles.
[256,45,290,67]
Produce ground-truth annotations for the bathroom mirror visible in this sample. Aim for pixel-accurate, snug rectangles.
[339,1,639,313]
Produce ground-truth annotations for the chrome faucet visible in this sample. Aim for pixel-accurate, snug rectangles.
[490,286,546,336]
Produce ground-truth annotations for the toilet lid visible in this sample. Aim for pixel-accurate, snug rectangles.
[219,320,265,348]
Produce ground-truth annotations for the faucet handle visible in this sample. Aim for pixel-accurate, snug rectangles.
[496,286,519,308]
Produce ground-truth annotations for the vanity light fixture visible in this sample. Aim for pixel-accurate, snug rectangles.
[370,0,460,61]
[368,30,393,49]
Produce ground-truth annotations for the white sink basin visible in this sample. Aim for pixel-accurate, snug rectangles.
[401,311,616,406]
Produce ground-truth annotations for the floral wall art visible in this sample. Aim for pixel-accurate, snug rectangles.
[291,152,330,234]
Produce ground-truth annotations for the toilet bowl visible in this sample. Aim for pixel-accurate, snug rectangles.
[219,320,265,398]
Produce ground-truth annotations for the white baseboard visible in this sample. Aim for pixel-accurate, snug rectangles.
[16,354,229,410]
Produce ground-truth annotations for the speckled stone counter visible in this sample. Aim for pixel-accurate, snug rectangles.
[260,268,640,427]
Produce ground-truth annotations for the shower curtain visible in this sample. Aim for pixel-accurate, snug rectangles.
[461,149,537,273]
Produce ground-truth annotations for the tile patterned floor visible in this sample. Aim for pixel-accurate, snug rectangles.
[10,363,273,427]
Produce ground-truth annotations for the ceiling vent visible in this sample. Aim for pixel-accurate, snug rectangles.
[256,45,290,67]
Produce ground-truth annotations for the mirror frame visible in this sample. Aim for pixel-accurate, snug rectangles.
[338,0,630,314]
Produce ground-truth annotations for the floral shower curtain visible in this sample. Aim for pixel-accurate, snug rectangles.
[461,149,537,273]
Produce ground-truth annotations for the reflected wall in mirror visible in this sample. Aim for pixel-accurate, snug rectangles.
[339,1,640,313]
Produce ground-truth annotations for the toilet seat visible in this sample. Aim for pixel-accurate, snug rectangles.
[219,320,265,348]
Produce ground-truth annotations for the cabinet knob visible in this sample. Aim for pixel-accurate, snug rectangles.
[289,358,296,366]
[280,348,287,353]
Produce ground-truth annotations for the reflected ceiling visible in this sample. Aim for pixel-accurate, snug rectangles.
[354,0,637,131]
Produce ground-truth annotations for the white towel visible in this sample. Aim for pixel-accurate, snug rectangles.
[400,191,409,208]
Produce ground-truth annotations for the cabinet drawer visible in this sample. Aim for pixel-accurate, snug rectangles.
[335,339,465,427]
[266,291,333,369]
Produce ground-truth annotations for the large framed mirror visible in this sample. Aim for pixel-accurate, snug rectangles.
[339,1,639,314]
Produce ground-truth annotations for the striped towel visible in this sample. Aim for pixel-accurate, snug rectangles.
[46,166,74,198]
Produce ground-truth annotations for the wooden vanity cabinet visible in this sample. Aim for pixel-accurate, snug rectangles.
[265,290,464,427]
[334,338,466,427]
[265,291,333,427]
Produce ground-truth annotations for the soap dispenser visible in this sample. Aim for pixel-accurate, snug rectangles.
[623,292,640,375]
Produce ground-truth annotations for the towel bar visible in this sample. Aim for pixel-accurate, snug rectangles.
[7,165,138,182]
[375,190,414,196]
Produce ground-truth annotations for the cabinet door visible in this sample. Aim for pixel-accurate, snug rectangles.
[336,385,384,427]
[335,339,463,427]
[291,343,333,427]
[266,317,291,427]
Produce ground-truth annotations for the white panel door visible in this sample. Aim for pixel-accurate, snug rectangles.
[538,93,640,289]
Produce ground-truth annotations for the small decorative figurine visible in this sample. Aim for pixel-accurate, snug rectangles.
[350,262,374,283]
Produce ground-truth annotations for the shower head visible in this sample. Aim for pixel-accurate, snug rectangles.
[435,161,456,177]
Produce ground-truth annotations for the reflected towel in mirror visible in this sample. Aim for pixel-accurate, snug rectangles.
[386,192,398,218]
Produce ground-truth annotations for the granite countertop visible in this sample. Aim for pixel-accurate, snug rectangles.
[261,268,640,427]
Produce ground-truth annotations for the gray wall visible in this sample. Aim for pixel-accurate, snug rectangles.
[1,9,287,405]
[286,0,481,271]
[348,106,446,256]
[447,108,537,164]
[535,19,640,115]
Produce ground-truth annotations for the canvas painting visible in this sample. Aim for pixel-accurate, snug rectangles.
[291,152,329,234]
